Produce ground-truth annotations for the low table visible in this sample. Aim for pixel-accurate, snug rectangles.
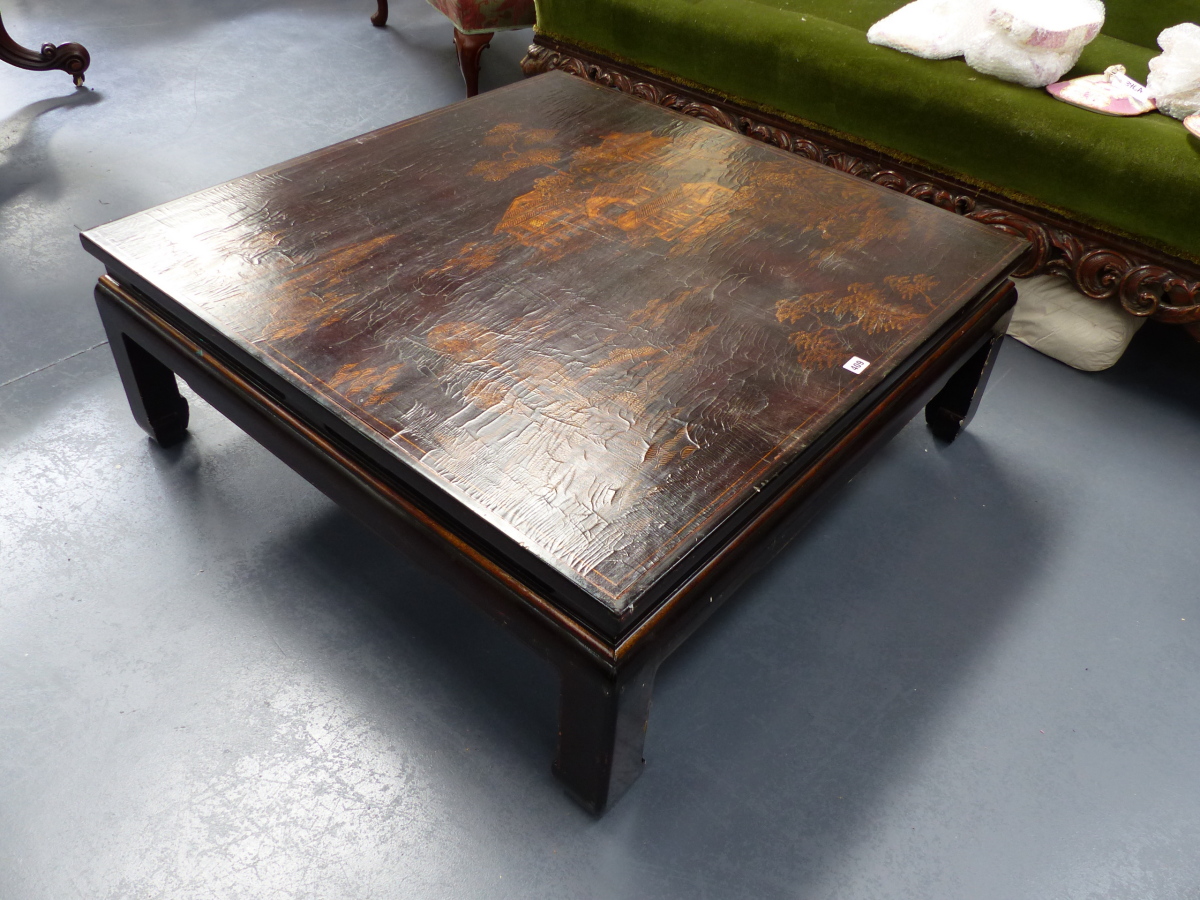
[82,72,1026,813]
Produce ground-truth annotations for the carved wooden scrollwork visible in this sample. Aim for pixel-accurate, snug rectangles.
[522,41,1200,325]
[0,12,90,86]
[964,209,1200,321]
[523,46,742,130]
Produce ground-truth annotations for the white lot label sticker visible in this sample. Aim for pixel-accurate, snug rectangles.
[1109,72,1151,100]
[843,356,871,374]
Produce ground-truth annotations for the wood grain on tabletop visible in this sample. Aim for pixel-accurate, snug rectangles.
[82,72,1025,621]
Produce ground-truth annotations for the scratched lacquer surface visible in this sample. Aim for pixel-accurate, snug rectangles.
[84,72,1023,628]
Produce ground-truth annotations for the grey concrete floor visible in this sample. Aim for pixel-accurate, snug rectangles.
[3,2,1200,898]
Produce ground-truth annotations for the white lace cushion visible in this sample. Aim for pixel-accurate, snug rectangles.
[867,0,1104,87]
[985,0,1104,53]
[963,0,1103,87]
[1147,23,1200,120]
[964,32,1083,88]
[866,0,977,60]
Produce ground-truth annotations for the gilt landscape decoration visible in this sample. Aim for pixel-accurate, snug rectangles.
[85,75,1020,611]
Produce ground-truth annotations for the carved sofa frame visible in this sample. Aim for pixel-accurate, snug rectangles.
[522,37,1200,339]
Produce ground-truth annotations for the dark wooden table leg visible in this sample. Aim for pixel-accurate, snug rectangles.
[554,658,657,813]
[453,28,493,98]
[371,0,388,27]
[96,287,190,446]
[0,11,90,86]
[925,328,1007,442]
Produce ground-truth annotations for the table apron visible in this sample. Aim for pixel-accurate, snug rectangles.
[94,274,620,674]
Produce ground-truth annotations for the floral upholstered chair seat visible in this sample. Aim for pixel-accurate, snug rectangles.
[428,0,537,33]
[372,0,537,96]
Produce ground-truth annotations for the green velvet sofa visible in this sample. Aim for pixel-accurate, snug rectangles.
[521,0,1200,333]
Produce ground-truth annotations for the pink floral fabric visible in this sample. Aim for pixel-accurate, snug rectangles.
[426,0,536,33]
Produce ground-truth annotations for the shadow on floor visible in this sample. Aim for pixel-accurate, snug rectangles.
[140,401,1052,894]
[610,427,1053,894]
[1099,321,1200,419]
[235,499,562,771]
[0,87,101,208]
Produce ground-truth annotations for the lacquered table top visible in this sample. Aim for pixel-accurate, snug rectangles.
[83,72,1026,634]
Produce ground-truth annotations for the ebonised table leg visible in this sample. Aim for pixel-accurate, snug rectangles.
[554,658,657,813]
[924,330,1006,442]
[0,11,90,86]
[453,29,493,98]
[371,0,388,28]
[96,288,190,446]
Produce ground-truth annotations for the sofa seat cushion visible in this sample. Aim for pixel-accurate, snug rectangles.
[535,0,1200,262]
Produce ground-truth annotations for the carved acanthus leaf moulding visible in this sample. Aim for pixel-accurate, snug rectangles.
[522,43,1200,325]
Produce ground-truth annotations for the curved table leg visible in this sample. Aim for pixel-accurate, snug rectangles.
[371,0,389,27]
[453,28,493,98]
[96,286,191,447]
[0,11,90,86]
[925,333,1005,442]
